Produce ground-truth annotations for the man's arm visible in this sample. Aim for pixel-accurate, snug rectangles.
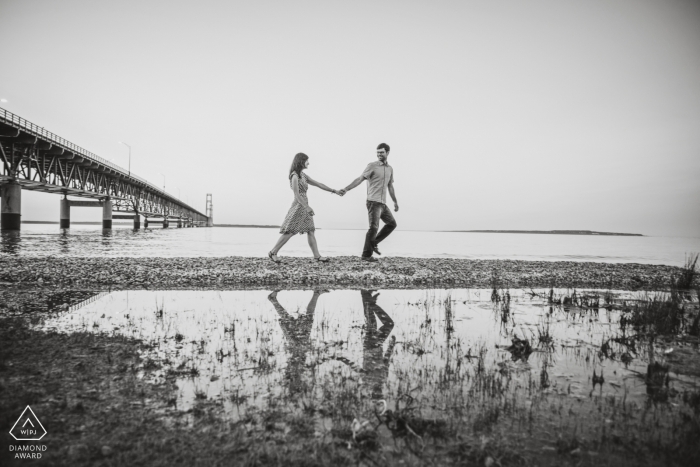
[388,181,399,212]
[341,175,364,194]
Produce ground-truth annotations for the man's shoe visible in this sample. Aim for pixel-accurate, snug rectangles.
[361,256,379,263]
[372,243,381,255]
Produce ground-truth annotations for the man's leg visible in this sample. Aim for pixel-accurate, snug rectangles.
[362,202,382,257]
[360,290,395,400]
[361,290,378,333]
[374,203,397,245]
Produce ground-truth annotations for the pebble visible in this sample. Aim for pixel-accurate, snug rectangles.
[67,444,88,459]
[0,256,688,290]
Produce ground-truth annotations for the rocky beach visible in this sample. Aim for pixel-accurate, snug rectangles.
[0,256,691,290]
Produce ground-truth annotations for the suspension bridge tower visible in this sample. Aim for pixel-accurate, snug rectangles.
[206,194,213,227]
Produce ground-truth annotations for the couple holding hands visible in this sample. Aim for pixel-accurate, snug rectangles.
[268,143,398,263]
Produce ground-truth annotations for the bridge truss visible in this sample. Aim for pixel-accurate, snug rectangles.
[0,107,208,225]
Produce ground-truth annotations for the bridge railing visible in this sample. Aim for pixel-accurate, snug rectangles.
[0,107,149,184]
[0,107,204,215]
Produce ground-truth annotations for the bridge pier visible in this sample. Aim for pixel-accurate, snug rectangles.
[163,218,169,228]
[0,181,22,231]
[102,198,112,229]
[60,196,70,229]
[177,218,182,228]
[144,218,149,228]
[133,214,141,230]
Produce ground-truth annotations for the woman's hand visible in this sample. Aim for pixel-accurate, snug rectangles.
[305,206,315,216]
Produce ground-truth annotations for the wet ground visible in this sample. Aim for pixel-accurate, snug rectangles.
[1,285,699,465]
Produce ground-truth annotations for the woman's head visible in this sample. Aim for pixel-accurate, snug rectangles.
[289,152,309,178]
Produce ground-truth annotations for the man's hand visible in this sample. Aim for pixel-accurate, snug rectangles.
[338,189,347,196]
[393,202,399,212]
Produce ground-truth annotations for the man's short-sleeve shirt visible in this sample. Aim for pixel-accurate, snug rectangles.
[361,161,394,204]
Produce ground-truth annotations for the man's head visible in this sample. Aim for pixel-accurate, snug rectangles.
[376,143,390,163]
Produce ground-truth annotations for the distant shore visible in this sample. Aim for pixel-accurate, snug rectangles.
[19,222,642,236]
[0,256,689,290]
[446,229,644,236]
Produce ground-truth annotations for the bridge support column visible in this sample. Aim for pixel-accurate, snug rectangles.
[133,214,141,230]
[102,198,112,229]
[144,218,149,228]
[177,218,182,228]
[1,181,22,231]
[163,218,169,228]
[60,196,70,229]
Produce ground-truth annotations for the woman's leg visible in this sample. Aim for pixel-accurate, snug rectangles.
[271,233,294,255]
[268,292,291,319]
[307,231,321,258]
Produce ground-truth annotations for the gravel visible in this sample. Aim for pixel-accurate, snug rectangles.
[0,256,691,290]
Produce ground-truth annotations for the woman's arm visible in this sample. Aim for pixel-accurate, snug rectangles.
[305,174,337,193]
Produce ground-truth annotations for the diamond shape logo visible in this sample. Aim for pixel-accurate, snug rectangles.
[9,406,47,441]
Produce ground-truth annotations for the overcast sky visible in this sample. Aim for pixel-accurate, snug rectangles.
[1,0,698,236]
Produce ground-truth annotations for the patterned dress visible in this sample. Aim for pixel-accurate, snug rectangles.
[279,172,315,235]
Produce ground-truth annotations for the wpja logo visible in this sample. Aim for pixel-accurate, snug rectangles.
[8,406,47,460]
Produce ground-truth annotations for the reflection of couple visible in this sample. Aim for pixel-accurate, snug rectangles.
[268,143,399,263]
[268,290,395,399]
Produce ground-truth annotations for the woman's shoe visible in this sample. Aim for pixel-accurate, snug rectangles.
[314,256,330,262]
[268,251,281,263]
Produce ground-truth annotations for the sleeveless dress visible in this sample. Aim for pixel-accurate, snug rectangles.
[279,172,316,235]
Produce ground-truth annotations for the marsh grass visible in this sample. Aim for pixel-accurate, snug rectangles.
[674,253,699,290]
[4,286,700,466]
[624,292,687,336]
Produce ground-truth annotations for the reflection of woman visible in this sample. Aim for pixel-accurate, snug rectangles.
[268,153,340,263]
[268,290,326,394]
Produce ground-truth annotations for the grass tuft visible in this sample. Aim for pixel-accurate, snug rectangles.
[675,253,699,290]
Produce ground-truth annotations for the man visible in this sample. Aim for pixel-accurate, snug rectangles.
[340,143,398,262]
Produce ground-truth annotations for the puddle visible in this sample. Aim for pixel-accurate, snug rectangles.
[23,288,699,421]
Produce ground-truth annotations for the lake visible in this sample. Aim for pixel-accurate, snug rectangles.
[1,224,698,266]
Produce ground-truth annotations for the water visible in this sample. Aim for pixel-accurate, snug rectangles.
[2,224,699,265]
[31,288,700,417]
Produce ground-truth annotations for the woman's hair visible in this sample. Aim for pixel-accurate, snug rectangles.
[289,152,309,179]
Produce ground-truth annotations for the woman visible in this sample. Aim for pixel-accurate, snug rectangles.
[268,153,339,262]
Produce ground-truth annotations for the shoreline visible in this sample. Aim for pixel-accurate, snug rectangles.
[0,256,692,290]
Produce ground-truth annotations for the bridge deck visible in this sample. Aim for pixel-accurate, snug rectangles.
[0,107,209,224]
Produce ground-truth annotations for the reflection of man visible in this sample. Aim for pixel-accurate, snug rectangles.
[268,290,325,394]
[360,290,396,399]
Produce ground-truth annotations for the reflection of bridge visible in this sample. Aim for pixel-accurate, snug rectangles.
[0,107,211,230]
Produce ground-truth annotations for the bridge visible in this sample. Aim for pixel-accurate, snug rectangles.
[0,107,211,230]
